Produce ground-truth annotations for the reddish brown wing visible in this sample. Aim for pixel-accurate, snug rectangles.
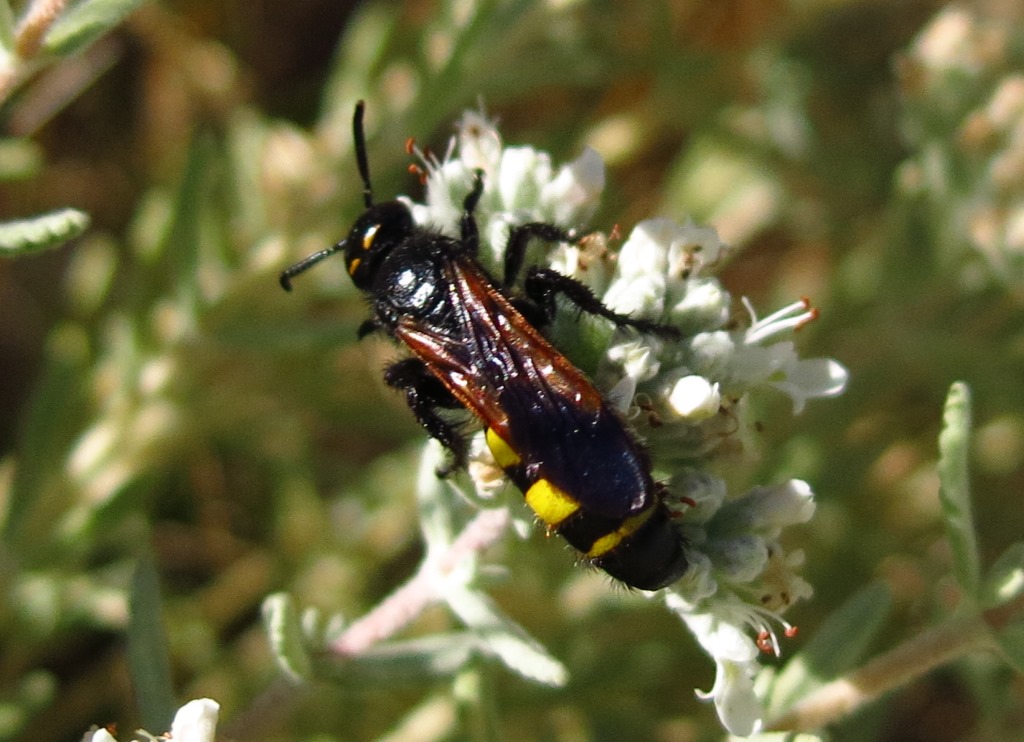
[395,256,652,519]
[395,256,605,443]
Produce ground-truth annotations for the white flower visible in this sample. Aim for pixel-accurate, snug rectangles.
[739,299,848,410]
[667,591,765,736]
[455,110,502,172]
[668,375,722,420]
[660,479,815,733]
[81,698,219,742]
[81,729,117,742]
[404,109,604,272]
[698,658,763,736]
[602,218,729,325]
[912,7,984,76]
[724,479,817,534]
[169,698,220,742]
[542,147,605,224]
[702,298,849,413]
[606,337,662,384]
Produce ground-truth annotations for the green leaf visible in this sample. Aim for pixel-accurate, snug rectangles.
[262,593,313,681]
[0,1,14,51]
[982,542,1024,673]
[41,0,148,57]
[768,582,893,714]
[2,324,90,545]
[0,138,41,181]
[317,2,401,128]
[444,585,567,687]
[0,209,90,255]
[938,381,981,599]
[160,131,214,311]
[318,633,483,685]
[127,552,176,731]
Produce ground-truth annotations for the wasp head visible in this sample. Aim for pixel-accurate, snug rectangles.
[343,200,415,290]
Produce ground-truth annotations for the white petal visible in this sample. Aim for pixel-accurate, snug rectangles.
[670,278,731,329]
[707,535,770,582]
[169,698,220,742]
[606,339,661,383]
[740,480,816,529]
[605,374,637,414]
[668,375,721,420]
[913,7,979,74]
[457,111,503,171]
[498,147,551,211]
[672,220,728,274]
[82,729,118,742]
[670,469,727,523]
[541,146,605,223]
[688,331,737,379]
[617,219,674,278]
[775,357,849,413]
[707,660,764,737]
[706,619,761,663]
[602,274,666,318]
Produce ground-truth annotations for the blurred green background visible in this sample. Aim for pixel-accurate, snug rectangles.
[2,0,1023,739]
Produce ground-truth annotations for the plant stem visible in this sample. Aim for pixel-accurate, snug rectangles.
[15,0,67,58]
[767,595,1024,731]
[330,506,510,655]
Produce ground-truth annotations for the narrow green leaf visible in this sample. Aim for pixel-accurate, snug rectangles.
[415,441,458,550]
[0,209,90,255]
[317,2,401,128]
[768,582,892,714]
[938,381,981,598]
[262,593,313,681]
[377,693,459,742]
[127,552,176,731]
[0,138,41,181]
[982,542,1024,673]
[318,633,482,685]
[160,131,214,310]
[0,1,15,50]
[444,585,567,687]
[988,613,1024,674]
[3,324,90,545]
[41,0,148,57]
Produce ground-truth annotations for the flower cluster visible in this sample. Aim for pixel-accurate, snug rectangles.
[403,109,847,735]
[898,6,1024,280]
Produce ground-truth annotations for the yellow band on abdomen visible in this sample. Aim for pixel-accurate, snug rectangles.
[524,479,580,527]
[485,428,521,469]
[586,507,654,558]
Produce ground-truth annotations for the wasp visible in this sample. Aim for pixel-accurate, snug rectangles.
[280,102,687,590]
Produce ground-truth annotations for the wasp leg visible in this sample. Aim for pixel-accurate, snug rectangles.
[357,318,383,339]
[523,267,680,339]
[502,222,577,289]
[459,169,486,257]
[383,358,469,472]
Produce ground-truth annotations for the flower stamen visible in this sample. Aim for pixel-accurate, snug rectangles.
[744,604,797,657]
[743,297,819,344]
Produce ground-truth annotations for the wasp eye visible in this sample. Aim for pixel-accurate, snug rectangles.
[362,223,381,251]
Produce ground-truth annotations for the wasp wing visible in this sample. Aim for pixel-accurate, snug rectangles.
[396,258,652,519]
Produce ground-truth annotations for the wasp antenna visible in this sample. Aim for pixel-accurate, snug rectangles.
[279,242,345,291]
[353,101,373,208]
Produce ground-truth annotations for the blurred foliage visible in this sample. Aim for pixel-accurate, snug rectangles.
[1,0,1023,740]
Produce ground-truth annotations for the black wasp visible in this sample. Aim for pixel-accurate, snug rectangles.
[280,102,687,590]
